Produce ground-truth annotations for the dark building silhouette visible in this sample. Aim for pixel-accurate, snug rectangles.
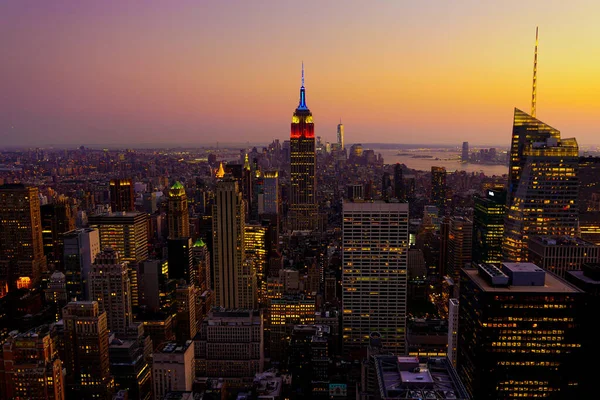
[472,189,506,264]
[110,178,135,212]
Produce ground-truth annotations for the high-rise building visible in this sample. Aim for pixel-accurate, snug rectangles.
[289,64,317,231]
[62,228,101,301]
[503,133,579,262]
[337,119,344,150]
[527,236,599,279]
[167,237,195,284]
[447,298,459,367]
[152,341,195,400]
[192,238,211,291]
[431,167,447,214]
[381,172,392,199]
[110,178,135,212]
[167,181,190,239]
[267,295,316,361]
[245,222,268,303]
[175,284,197,342]
[0,325,65,400]
[393,163,404,201]
[461,142,469,163]
[108,335,152,400]
[472,189,506,264]
[0,184,47,292]
[41,200,75,271]
[63,301,114,399]
[342,201,409,354]
[447,216,473,287]
[212,179,256,309]
[88,248,133,335]
[88,212,149,264]
[45,270,68,321]
[261,170,279,216]
[194,309,263,383]
[458,263,583,399]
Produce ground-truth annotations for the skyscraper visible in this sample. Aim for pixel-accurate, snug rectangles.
[212,179,256,309]
[337,119,344,150]
[461,142,469,163]
[393,163,404,201]
[458,263,583,399]
[109,178,135,212]
[167,181,190,239]
[261,170,279,216]
[342,201,409,354]
[527,236,599,279]
[472,189,506,264]
[0,184,47,292]
[63,301,114,399]
[503,134,579,261]
[431,166,447,214]
[62,228,101,301]
[289,64,317,231]
[447,216,473,286]
[88,212,149,264]
[41,200,75,271]
[88,247,133,335]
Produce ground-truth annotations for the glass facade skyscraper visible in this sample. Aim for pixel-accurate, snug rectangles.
[472,189,506,264]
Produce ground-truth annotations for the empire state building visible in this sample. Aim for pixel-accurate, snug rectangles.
[289,65,317,231]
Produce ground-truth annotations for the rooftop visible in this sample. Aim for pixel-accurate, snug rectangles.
[374,356,469,399]
[464,267,580,293]
[157,341,192,354]
[530,235,596,247]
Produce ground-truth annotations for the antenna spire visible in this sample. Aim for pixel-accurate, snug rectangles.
[531,27,538,118]
[301,61,304,87]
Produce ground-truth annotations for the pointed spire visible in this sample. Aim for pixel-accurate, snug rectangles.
[244,153,250,170]
[216,162,225,178]
[297,62,308,110]
[531,27,539,118]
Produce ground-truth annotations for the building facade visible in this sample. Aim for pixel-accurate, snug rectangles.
[152,341,194,400]
[109,178,135,212]
[342,201,409,354]
[62,228,101,301]
[472,189,505,264]
[528,235,599,278]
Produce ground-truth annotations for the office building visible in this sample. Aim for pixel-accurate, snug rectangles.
[431,167,447,214]
[461,141,469,163]
[152,341,195,400]
[447,298,459,367]
[175,285,197,342]
[168,237,195,284]
[109,336,152,400]
[342,201,409,354]
[41,200,75,270]
[528,235,599,278]
[289,65,318,231]
[0,325,65,400]
[447,216,473,288]
[245,222,268,303]
[45,270,68,321]
[267,295,315,361]
[565,263,600,395]
[472,189,506,264]
[458,263,583,399]
[394,163,404,201]
[63,301,114,399]
[578,212,600,245]
[88,212,149,264]
[0,184,47,291]
[192,239,211,291]
[337,119,344,150]
[504,133,579,261]
[167,181,190,239]
[195,309,263,383]
[212,179,256,309]
[62,228,101,301]
[110,178,135,212]
[89,248,133,335]
[261,170,279,216]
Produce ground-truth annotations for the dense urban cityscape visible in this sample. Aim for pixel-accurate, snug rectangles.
[2,2,600,400]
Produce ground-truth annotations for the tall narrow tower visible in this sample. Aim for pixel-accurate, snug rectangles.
[212,179,256,309]
[168,181,190,239]
[289,64,318,231]
[531,27,539,118]
[337,119,344,150]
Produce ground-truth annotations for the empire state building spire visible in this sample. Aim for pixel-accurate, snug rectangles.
[298,62,308,111]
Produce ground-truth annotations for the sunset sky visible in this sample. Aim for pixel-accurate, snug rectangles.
[1,1,599,148]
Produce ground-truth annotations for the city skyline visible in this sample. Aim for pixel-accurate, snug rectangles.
[2,1,600,147]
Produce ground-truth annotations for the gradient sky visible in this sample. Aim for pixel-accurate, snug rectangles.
[1,0,599,148]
